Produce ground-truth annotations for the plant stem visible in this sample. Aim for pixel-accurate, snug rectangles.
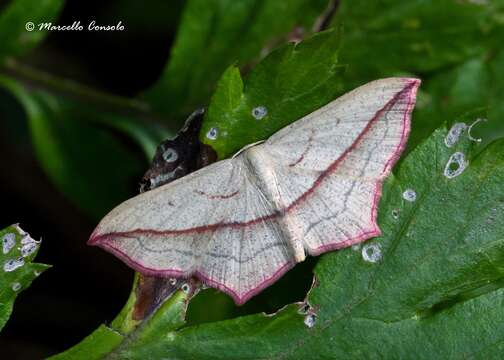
[1,57,171,127]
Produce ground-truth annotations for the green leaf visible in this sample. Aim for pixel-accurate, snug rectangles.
[110,290,189,358]
[144,0,331,124]
[0,76,154,219]
[331,0,504,151]
[106,125,504,358]
[200,28,344,159]
[0,224,50,332]
[333,0,503,86]
[49,281,193,359]
[0,0,65,61]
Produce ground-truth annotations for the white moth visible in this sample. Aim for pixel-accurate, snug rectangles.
[89,78,420,304]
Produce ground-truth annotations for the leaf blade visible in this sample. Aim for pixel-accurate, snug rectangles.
[108,126,504,358]
[0,224,50,332]
[200,28,344,159]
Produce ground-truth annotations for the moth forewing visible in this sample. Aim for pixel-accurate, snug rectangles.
[90,78,420,305]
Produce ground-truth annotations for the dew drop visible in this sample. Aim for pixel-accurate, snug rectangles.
[168,278,177,286]
[4,257,25,272]
[251,106,268,120]
[444,152,468,179]
[304,314,317,328]
[444,122,467,148]
[11,282,22,291]
[361,243,382,263]
[351,244,361,251]
[392,209,400,219]
[34,270,41,277]
[2,233,16,254]
[21,241,39,258]
[402,189,417,202]
[206,127,218,140]
[181,283,190,294]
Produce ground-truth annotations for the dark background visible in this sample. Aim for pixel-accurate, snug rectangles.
[0,0,184,357]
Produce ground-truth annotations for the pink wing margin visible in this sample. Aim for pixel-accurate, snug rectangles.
[89,78,420,305]
[307,78,420,256]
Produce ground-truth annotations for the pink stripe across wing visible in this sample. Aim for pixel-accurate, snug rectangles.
[90,79,419,244]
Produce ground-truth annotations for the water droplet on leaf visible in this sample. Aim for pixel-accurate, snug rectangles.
[4,257,25,272]
[444,123,467,148]
[444,152,468,179]
[21,241,39,257]
[2,233,16,254]
[206,127,219,140]
[304,314,317,328]
[402,189,417,202]
[362,243,382,263]
[11,282,21,291]
[251,106,268,120]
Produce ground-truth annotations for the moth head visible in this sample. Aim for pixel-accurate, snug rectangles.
[140,140,187,192]
[139,108,210,193]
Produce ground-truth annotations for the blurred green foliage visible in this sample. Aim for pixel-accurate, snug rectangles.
[0,0,64,61]
[1,0,504,358]
[333,0,504,151]
[144,0,330,123]
[0,75,165,219]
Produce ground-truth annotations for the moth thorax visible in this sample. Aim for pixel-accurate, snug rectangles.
[243,147,306,262]
[243,147,283,207]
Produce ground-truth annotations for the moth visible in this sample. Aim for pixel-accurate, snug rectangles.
[89,78,420,304]
[139,108,217,193]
